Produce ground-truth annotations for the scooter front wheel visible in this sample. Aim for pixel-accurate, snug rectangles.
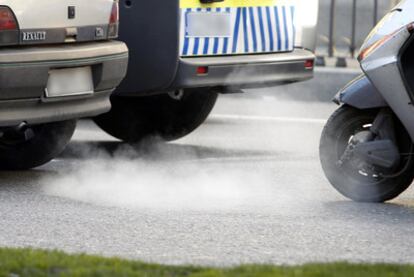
[320,105,414,202]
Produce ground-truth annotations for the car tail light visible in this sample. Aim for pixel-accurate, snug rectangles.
[0,7,17,30]
[0,6,19,46]
[197,66,209,75]
[108,1,119,39]
[304,59,314,70]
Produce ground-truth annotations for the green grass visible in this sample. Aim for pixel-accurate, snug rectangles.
[0,248,413,277]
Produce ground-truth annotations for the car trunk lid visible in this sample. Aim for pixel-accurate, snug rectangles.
[2,0,117,44]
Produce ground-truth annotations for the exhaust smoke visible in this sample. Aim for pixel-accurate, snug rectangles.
[42,91,333,212]
[42,139,279,212]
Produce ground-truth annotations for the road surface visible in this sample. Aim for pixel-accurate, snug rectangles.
[1,89,414,266]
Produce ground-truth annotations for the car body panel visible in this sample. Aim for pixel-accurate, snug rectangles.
[116,0,179,94]
[179,1,296,56]
[2,0,114,29]
[0,41,128,100]
[171,48,314,90]
[116,0,318,95]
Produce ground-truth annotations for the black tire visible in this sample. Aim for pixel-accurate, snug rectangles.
[0,120,76,170]
[320,105,414,203]
[94,89,218,143]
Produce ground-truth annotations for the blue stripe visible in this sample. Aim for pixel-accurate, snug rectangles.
[212,8,221,54]
[202,8,211,55]
[213,38,219,54]
[274,6,282,51]
[257,7,266,52]
[232,8,242,53]
[291,6,296,47]
[248,7,258,53]
[192,8,202,55]
[282,6,289,50]
[242,7,249,52]
[202,39,209,55]
[265,7,274,51]
[193,37,200,55]
[182,8,191,55]
[223,7,231,54]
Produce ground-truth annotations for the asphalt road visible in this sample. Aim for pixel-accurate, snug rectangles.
[2,89,414,266]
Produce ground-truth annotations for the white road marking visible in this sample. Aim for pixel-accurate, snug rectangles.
[210,114,327,124]
[177,154,279,163]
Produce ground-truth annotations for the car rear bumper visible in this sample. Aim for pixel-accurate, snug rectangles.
[0,40,128,126]
[0,90,111,126]
[171,48,315,90]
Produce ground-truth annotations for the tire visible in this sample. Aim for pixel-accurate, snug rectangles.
[320,105,414,203]
[0,120,76,170]
[94,89,218,143]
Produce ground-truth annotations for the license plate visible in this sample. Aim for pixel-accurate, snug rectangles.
[186,12,231,38]
[45,67,94,98]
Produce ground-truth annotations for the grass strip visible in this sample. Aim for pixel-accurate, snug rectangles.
[0,248,412,276]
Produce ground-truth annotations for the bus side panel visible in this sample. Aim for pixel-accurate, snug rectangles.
[115,0,180,94]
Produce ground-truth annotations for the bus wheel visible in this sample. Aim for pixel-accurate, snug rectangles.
[94,89,218,143]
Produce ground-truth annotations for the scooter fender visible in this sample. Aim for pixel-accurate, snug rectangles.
[333,74,388,109]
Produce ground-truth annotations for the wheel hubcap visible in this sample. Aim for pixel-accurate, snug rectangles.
[338,129,385,180]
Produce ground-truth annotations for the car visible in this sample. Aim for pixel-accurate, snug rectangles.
[0,0,128,169]
[94,0,318,143]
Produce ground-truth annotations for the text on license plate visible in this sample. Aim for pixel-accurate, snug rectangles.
[46,66,94,98]
[186,12,232,38]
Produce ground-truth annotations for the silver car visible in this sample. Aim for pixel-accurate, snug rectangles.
[0,0,128,169]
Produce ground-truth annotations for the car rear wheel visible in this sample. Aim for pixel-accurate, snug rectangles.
[94,89,218,143]
[0,120,76,170]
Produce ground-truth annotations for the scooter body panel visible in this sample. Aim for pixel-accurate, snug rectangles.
[362,1,414,51]
[335,75,388,109]
[361,26,414,141]
[319,0,414,203]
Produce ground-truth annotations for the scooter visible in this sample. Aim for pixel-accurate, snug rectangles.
[320,0,414,203]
